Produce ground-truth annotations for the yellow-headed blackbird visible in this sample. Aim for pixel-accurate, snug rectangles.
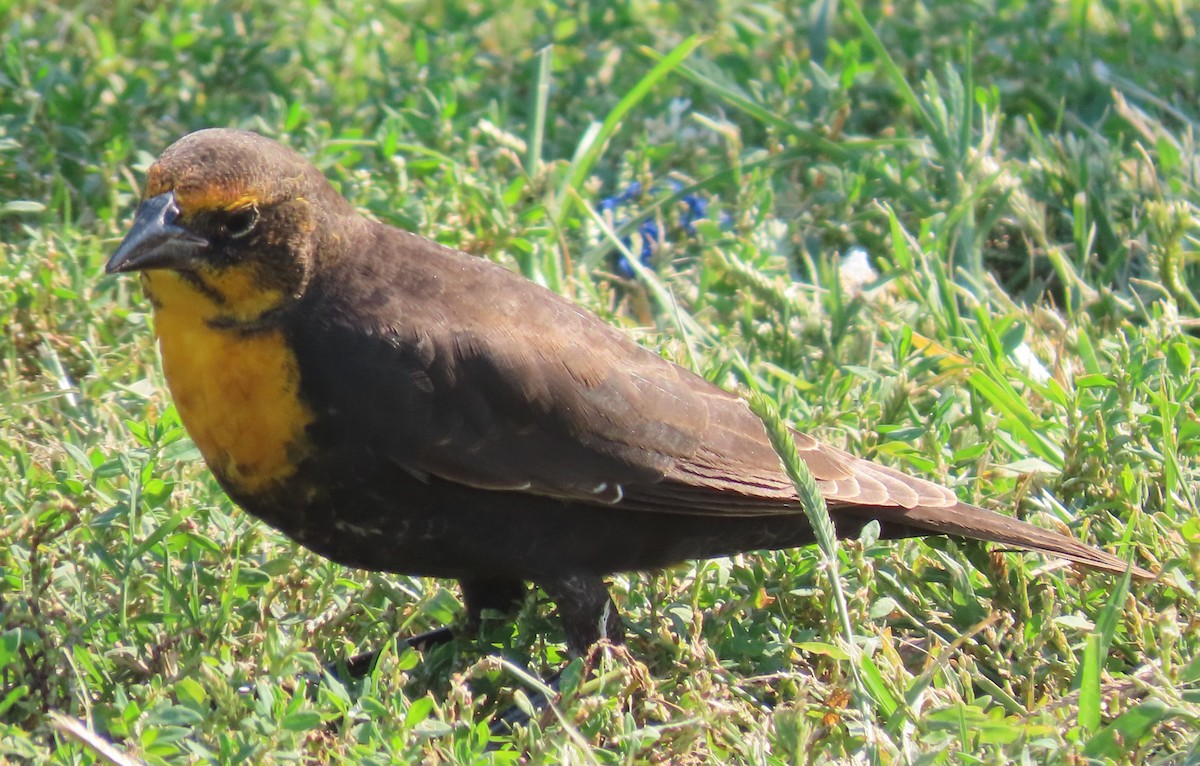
[107,129,1149,655]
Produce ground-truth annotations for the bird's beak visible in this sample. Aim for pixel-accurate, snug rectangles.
[106,192,209,274]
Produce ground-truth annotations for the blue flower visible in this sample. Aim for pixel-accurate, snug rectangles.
[680,193,707,234]
[599,181,710,278]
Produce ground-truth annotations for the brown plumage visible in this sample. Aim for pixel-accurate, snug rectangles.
[106,129,1149,657]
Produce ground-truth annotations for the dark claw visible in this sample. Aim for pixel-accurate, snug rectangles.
[334,625,458,679]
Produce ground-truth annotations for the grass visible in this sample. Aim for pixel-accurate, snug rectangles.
[2,0,1198,762]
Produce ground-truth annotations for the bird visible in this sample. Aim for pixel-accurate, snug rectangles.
[106,128,1149,658]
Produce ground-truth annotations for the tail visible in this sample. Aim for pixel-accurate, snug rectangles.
[810,441,1153,579]
[859,499,1152,579]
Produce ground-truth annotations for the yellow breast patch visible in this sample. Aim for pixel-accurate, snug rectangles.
[144,272,313,495]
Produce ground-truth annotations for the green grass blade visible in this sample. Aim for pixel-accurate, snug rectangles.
[748,394,879,758]
[526,45,553,177]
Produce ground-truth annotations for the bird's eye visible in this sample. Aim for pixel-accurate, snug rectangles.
[221,206,259,239]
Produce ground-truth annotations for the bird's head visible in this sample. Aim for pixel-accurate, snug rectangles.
[106,129,350,327]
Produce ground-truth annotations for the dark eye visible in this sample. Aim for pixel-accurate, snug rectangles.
[221,206,259,239]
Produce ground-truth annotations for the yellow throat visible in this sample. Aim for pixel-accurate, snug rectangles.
[143,269,313,495]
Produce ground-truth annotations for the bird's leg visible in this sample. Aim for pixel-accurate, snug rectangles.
[537,574,624,657]
[486,576,619,737]
[460,577,528,628]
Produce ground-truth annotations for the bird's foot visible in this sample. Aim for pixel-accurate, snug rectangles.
[329,625,457,679]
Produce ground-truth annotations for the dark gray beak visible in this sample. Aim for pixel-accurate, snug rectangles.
[106,192,209,274]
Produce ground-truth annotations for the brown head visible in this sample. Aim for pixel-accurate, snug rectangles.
[106,129,353,327]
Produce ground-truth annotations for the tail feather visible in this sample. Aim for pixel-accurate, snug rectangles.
[861,499,1152,579]
[808,442,1153,579]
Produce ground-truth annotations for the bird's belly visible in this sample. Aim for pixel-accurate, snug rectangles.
[247,462,823,582]
[152,308,314,495]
